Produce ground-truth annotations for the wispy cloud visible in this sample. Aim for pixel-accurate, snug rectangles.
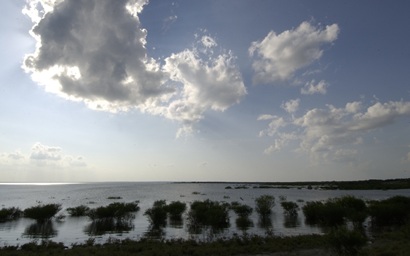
[301,80,328,95]
[0,142,87,168]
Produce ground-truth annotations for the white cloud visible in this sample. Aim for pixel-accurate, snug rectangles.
[281,98,300,113]
[301,80,328,95]
[22,1,246,136]
[259,100,410,163]
[257,114,275,121]
[0,151,26,163]
[258,115,286,137]
[249,21,339,83]
[0,143,87,168]
[161,36,246,136]
[30,143,62,161]
[23,0,173,112]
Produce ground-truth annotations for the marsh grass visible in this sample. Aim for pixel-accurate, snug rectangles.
[255,195,275,217]
[66,205,90,217]
[368,195,410,226]
[188,200,230,232]
[87,202,139,220]
[327,226,367,256]
[0,207,22,222]
[23,204,61,222]
[281,201,299,217]
[144,200,168,228]
[302,196,367,227]
[166,201,186,220]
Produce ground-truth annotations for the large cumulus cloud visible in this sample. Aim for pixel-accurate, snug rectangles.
[22,0,246,135]
[23,0,173,112]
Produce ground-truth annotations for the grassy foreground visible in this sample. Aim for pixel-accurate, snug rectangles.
[2,223,410,256]
[0,234,329,256]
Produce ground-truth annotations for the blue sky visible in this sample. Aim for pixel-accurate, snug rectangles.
[1,0,409,182]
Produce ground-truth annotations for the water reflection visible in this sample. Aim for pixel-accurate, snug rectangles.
[84,218,134,236]
[169,217,184,229]
[258,216,272,229]
[284,215,301,228]
[144,226,166,239]
[22,220,57,239]
[235,217,254,231]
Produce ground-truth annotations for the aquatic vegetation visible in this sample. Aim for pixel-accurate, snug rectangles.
[87,202,139,220]
[281,201,299,217]
[66,205,90,217]
[24,204,62,221]
[255,195,275,217]
[230,202,253,218]
[0,207,22,222]
[302,196,367,226]
[188,200,230,230]
[368,195,410,226]
[144,200,168,228]
[303,201,344,226]
[334,196,367,225]
[166,201,186,220]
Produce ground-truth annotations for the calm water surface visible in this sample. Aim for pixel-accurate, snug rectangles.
[1,182,409,247]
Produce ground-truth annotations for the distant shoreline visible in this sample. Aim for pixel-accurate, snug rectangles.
[1,178,410,190]
[174,178,410,190]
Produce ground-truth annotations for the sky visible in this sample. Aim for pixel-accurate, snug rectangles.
[1,0,410,182]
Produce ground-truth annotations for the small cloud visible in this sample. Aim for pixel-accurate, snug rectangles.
[162,15,178,31]
[281,98,300,113]
[301,80,328,95]
[257,114,274,121]
[0,143,87,169]
[30,143,62,161]
[201,35,217,48]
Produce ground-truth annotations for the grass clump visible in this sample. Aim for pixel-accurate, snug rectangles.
[302,196,367,226]
[230,202,253,218]
[24,204,61,221]
[66,205,90,217]
[368,195,410,226]
[166,201,186,220]
[87,202,139,220]
[144,200,168,228]
[255,195,275,217]
[281,201,299,217]
[188,200,230,230]
[0,207,22,222]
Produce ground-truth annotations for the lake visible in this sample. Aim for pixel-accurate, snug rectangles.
[1,182,410,247]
